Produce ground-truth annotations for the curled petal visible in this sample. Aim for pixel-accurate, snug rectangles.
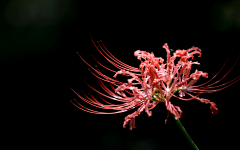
[210,102,218,115]
[165,100,183,120]
[123,106,144,130]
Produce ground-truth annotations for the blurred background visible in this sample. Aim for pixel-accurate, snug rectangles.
[1,0,239,149]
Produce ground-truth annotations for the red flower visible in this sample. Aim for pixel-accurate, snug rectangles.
[70,36,240,130]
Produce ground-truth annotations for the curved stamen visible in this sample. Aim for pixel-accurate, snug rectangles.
[192,56,229,88]
[188,76,240,93]
[90,36,140,72]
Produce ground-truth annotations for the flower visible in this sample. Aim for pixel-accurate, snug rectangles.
[70,36,240,130]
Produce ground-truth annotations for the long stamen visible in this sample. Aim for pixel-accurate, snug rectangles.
[90,36,140,72]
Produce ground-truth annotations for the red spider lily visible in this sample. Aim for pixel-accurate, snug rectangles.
[70,36,240,130]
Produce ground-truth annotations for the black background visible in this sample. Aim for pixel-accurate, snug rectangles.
[1,0,239,149]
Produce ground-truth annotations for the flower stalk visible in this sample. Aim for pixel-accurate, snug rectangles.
[172,113,199,150]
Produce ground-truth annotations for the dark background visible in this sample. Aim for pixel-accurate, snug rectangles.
[1,0,239,149]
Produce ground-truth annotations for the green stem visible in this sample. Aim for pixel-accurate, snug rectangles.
[171,113,199,150]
